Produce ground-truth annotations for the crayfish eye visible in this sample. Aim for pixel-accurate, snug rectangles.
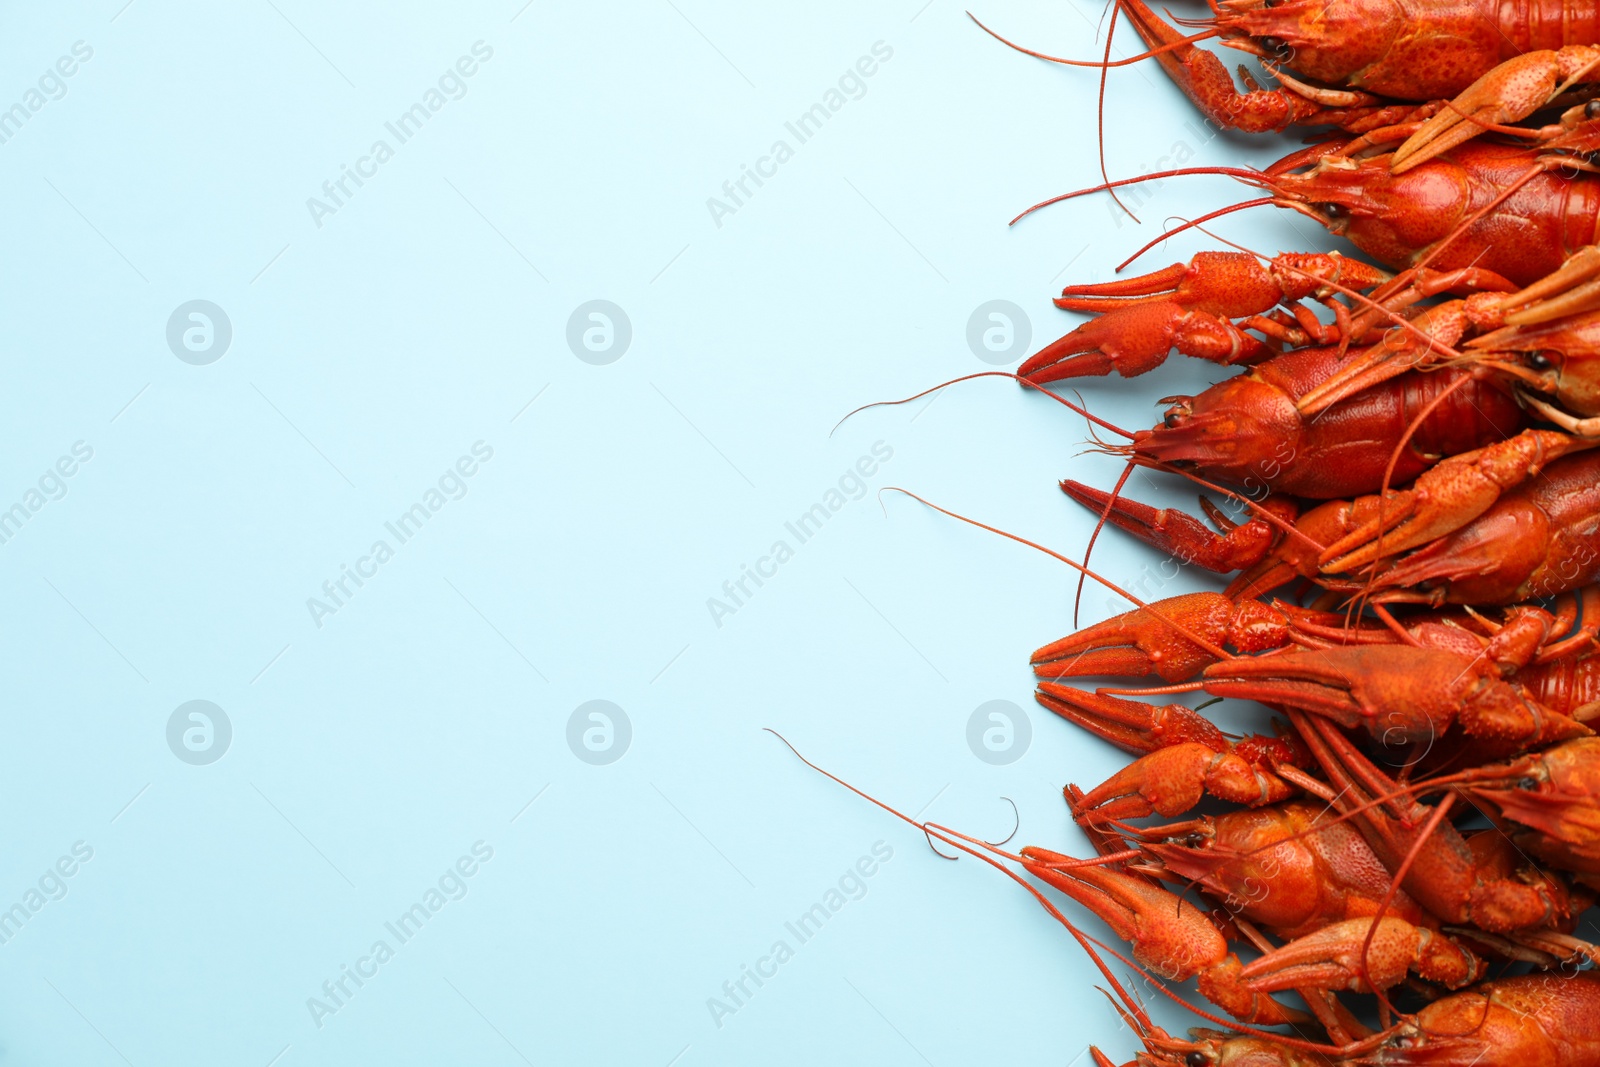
[1186,1053,1208,1067]
[1528,351,1555,371]
[1519,776,1540,790]
[1259,35,1291,59]
[1586,98,1600,120]
[1185,832,1206,848]
[1315,202,1346,219]
[1164,412,1183,429]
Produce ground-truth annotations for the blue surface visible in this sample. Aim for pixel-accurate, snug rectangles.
[0,3,1328,1064]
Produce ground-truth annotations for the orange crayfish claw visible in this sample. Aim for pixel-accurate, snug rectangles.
[1037,684,1300,821]
[1199,644,1475,744]
[1036,682,1228,756]
[1391,46,1600,173]
[1054,252,1284,315]
[1239,916,1484,994]
[1019,301,1274,384]
[1020,846,1309,1026]
[1318,430,1595,575]
[1067,743,1217,822]
[1059,480,1285,574]
[1030,590,1293,684]
[1113,0,1348,134]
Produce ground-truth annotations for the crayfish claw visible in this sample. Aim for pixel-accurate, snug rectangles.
[1031,591,1281,683]
[1240,917,1484,994]
[1021,302,1270,384]
[1320,430,1594,574]
[1020,846,1309,1025]
[1393,46,1600,173]
[1038,685,1300,822]
[1060,480,1280,573]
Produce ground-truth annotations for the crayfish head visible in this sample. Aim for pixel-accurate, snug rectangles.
[1137,1030,1228,1067]
[1533,343,1600,420]
[1138,1027,1317,1067]
[1169,1032,1318,1067]
[1267,152,1469,273]
[1213,0,1397,89]
[1124,1030,1211,1066]
[1469,309,1600,419]
[1133,817,1229,883]
[1543,103,1600,162]
[1133,376,1303,487]
[1216,1041,1323,1067]
[1465,737,1600,840]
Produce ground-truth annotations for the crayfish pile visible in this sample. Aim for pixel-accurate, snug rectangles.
[790,3,1600,1063]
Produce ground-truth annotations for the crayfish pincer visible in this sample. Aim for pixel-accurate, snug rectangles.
[1019,251,1387,383]
[1199,644,1590,750]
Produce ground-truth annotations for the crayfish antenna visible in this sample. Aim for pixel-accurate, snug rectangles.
[963,9,1151,222]
[1075,458,1137,629]
[1115,198,1276,271]
[765,728,1344,1054]
[831,371,1135,440]
[965,10,1219,69]
[966,2,1218,224]
[878,485,1235,662]
[990,796,1020,847]
[1098,3,1135,224]
[1010,165,1272,226]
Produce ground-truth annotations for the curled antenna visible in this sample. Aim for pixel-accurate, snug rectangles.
[925,827,961,860]
[988,797,1020,847]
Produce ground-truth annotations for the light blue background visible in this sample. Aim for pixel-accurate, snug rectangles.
[1,2,1323,1064]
